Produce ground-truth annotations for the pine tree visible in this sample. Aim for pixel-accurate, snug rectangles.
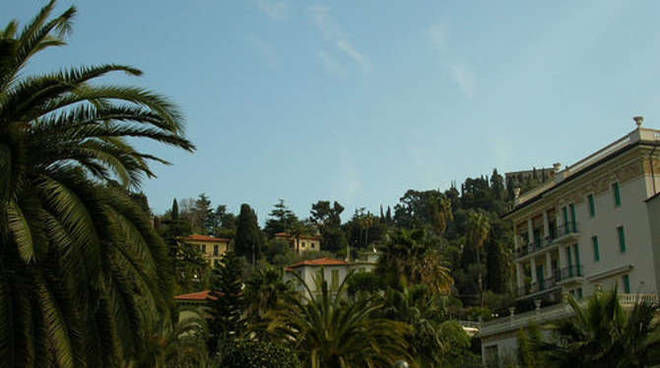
[209,250,246,355]
[264,199,299,237]
[235,203,264,262]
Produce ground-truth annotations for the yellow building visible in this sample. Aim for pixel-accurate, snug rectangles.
[178,234,230,268]
[274,232,321,254]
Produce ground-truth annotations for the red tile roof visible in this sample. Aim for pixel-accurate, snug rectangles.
[173,290,218,301]
[180,234,230,243]
[286,257,347,270]
[274,232,321,240]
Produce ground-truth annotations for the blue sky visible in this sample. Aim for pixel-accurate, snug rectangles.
[4,0,660,222]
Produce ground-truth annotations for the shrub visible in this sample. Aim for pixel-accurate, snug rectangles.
[219,341,302,368]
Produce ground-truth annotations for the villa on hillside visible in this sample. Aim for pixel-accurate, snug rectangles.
[480,117,660,366]
[283,252,379,296]
[178,234,230,268]
[274,232,322,254]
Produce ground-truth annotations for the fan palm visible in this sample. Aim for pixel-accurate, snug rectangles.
[266,274,412,368]
[0,1,194,366]
[540,290,660,368]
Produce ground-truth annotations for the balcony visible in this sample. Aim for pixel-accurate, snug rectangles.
[517,265,583,299]
[515,223,579,259]
[557,264,584,284]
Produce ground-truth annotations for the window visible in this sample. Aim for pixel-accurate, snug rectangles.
[622,274,631,293]
[612,182,621,207]
[577,288,583,299]
[587,194,595,217]
[617,226,626,253]
[311,243,315,249]
[484,346,499,366]
[213,245,219,256]
[562,207,569,234]
[331,270,339,290]
[201,244,206,253]
[592,236,600,262]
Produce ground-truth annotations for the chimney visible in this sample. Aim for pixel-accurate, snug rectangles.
[634,116,644,128]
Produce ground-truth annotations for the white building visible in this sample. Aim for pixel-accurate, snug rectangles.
[480,118,660,365]
[283,255,378,296]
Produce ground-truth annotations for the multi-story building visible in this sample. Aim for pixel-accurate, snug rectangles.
[274,232,322,254]
[283,254,378,296]
[480,118,660,365]
[178,234,230,268]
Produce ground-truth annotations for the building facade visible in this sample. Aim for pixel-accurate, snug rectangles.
[178,234,230,268]
[480,120,660,365]
[274,232,321,254]
[283,255,378,296]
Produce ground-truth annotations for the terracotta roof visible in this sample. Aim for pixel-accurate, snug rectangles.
[286,257,347,270]
[274,232,321,240]
[180,234,230,243]
[174,290,218,301]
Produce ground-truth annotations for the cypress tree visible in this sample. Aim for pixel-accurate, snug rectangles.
[235,204,264,261]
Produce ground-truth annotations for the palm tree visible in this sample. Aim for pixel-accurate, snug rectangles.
[0,2,194,366]
[266,274,412,368]
[132,311,210,368]
[244,266,294,336]
[377,229,453,293]
[466,210,490,306]
[539,289,660,368]
[382,285,451,368]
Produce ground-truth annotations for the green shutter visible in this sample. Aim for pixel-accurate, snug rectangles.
[588,194,595,217]
[569,204,577,232]
[622,274,631,293]
[562,207,569,234]
[617,226,626,253]
[592,236,600,262]
[613,183,621,207]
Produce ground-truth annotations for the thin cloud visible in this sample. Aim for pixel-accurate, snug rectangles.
[428,23,475,98]
[318,50,347,77]
[256,0,288,20]
[308,5,370,73]
[428,23,447,51]
[450,64,475,99]
[248,35,278,68]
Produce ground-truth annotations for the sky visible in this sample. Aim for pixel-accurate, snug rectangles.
[4,0,660,222]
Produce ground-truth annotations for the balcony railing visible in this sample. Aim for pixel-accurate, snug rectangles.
[517,265,583,298]
[559,264,583,280]
[515,223,579,258]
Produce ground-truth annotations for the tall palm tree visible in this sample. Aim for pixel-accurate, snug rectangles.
[266,274,412,368]
[0,2,194,366]
[539,290,660,368]
[244,266,294,337]
[466,210,490,306]
[382,285,452,368]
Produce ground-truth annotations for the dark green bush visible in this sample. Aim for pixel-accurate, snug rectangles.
[219,341,301,368]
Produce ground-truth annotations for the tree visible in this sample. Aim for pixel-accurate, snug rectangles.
[538,290,660,368]
[234,203,264,263]
[266,275,412,368]
[134,312,209,368]
[218,341,302,368]
[208,251,246,355]
[309,200,347,252]
[0,2,194,366]
[244,266,294,337]
[264,199,299,238]
[464,210,490,306]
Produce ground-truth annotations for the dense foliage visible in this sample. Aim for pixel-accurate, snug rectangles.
[218,341,302,368]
